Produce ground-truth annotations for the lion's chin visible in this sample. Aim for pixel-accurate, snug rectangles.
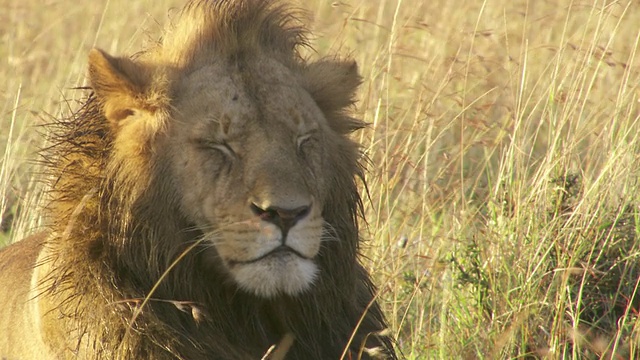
[230,253,319,298]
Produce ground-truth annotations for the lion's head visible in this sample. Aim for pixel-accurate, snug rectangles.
[22,0,396,358]
[87,1,363,299]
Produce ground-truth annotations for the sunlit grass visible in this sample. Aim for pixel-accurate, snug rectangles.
[2,0,640,358]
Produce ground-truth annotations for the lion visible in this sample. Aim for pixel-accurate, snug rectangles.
[0,0,397,359]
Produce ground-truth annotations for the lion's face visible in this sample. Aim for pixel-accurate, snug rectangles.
[167,58,331,297]
[88,28,361,299]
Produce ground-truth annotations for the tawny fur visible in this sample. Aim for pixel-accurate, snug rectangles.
[0,1,397,359]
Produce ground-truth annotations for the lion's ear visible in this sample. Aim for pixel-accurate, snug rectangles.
[88,48,151,126]
[304,59,363,133]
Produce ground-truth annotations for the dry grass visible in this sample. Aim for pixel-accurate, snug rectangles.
[2,0,640,358]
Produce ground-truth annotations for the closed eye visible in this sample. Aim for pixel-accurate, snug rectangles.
[297,132,317,150]
[211,143,235,157]
[193,138,236,158]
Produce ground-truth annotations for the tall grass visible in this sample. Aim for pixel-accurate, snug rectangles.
[2,0,640,358]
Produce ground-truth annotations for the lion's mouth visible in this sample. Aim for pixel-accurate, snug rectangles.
[229,245,310,266]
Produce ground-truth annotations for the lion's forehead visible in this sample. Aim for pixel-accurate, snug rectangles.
[249,58,324,130]
[175,61,323,140]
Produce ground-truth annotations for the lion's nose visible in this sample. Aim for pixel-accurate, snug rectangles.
[250,203,311,235]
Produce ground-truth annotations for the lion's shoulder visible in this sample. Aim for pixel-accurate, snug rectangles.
[0,234,55,358]
[0,233,44,274]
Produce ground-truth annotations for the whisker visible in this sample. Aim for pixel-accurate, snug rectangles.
[321,222,340,243]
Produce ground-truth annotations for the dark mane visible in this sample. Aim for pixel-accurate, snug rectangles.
[38,1,395,359]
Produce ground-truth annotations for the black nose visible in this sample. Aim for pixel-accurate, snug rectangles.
[250,203,311,235]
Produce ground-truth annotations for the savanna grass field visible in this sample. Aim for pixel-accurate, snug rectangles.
[2,0,640,358]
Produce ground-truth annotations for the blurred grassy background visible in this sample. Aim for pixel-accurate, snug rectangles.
[2,0,640,358]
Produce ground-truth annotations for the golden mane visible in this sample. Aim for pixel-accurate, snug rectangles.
[160,0,307,67]
[0,1,396,359]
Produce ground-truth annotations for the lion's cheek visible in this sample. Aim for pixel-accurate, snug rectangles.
[176,170,244,227]
[177,177,217,225]
[286,218,324,258]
